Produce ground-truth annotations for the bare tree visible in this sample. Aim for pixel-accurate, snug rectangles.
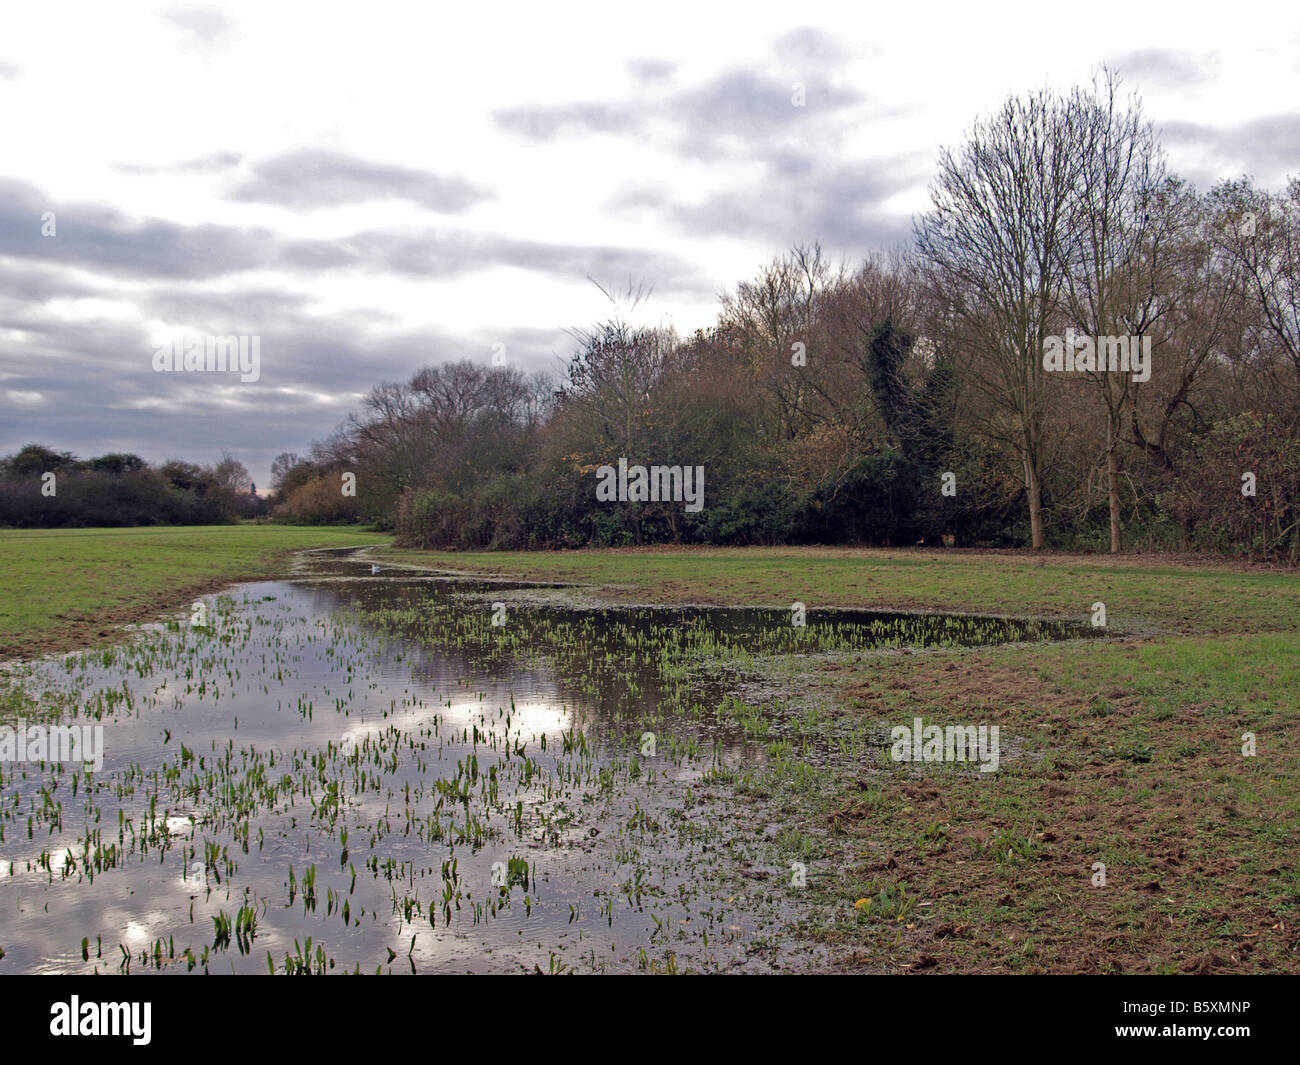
[916,88,1081,548]
[269,452,302,494]
[718,243,840,442]
[1057,69,1166,552]
[1127,182,1245,475]
[213,450,253,495]
[349,379,429,497]
[1211,176,1300,384]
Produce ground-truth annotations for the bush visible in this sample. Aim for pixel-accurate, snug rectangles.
[274,472,361,525]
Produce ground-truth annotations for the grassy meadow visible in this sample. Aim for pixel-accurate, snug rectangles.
[0,525,390,659]
[1,528,1296,971]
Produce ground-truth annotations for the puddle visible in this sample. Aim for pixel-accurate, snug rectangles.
[0,547,1105,973]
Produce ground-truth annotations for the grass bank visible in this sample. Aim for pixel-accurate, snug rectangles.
[375,545,1300,636]
[0,525,390,659]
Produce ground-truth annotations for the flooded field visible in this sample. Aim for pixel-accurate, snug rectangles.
[0,547,1104,974]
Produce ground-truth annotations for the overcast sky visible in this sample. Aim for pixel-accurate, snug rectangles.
[2,1,1297,488]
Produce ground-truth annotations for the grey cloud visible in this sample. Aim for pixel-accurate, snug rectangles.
[140,285,315,325]
[628,57,678,84]
[0,312,159,412]
[179,151,243,171]
[0,259,102,304]
[230,149,494,212]
[606,151,923,252]
[1105,48,1221,89]
[284,228,715,299]
[1161,112,1300,184]
[771,26,860,66]
[0,177,281,279]
[765,148,818,180]
[1,178,695,294]
[115,151,243,175]
[495,66,864,152]
[160,5,239,56]
[675,68,861,130]
[494,101,641,140]
[364,324,566,383]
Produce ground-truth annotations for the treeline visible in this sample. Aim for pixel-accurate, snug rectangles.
[277,73,1299,559]
[0,444,266,527]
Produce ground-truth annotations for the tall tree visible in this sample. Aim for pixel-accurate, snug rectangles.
[1057,69,1166,552]
[916,88,1081,548]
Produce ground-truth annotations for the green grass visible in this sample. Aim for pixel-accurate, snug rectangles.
[785,629,1300,971]
[375,541,1299,971]
[0,525,390,658]
[377,545,1300,635]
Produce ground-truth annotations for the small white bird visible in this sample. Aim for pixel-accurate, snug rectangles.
[370,564,381,575]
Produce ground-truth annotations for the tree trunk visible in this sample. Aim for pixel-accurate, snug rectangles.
[1107,413,1123,553]
[1026,459,1045,550]
[1106,449,1122,553]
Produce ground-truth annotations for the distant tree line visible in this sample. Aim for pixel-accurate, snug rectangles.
[274,75,1298,560]
[0,444,267,527]
[8,72,1296,558]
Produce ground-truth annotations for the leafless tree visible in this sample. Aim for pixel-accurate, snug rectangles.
[916,88,1081,548]
[1057,68,1166,552]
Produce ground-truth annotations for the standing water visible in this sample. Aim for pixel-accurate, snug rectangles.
[0,548,1103,973]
